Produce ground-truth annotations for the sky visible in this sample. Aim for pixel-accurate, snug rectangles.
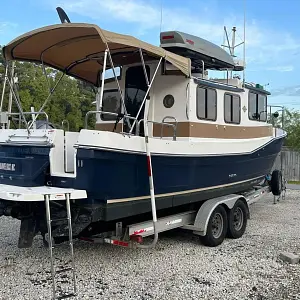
[1,0,300,109]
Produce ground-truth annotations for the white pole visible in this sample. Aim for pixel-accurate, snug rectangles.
[230,27,236,79]
[95,89,101,123]
[30,106,36,129]
[0,64,8,112]
[7,61,15,129]
[137,85,158,249]
[97,50,108,123]
[243,0,246,86]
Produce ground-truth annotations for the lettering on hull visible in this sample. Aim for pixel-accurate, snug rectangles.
[0,163,16,171]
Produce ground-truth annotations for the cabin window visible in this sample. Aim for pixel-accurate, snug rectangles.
[124,65,150,134]
[102,67,122,83]
[163,94,175,108]
[248,92,267,122]
[224,93,240,124]
[196,86,217,121]
[101,89,121,121]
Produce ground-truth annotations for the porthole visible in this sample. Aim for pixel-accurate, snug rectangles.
[163,94,175,108]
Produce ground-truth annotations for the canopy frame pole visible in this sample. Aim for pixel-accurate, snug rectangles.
[139,48,150,86]
[96,49,108,122]
[7,61,16,129]
[41,53,52,93]
[6,73,30,134]
[129,58,162,134]
[0,63,9,112]
[28,72,65,130]
[105,47,132,130]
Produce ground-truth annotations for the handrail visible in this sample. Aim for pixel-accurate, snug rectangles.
[161,116,178,141]
[8,111,49,129]
[85,110,136,129]
[61,119,70,132]
[201,60,205,79]
[267,105,284,129]
[136,117,178,141]
[136,119,144,135]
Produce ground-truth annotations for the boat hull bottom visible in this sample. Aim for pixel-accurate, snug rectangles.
[0,175,266,248]
[89,175,265,222]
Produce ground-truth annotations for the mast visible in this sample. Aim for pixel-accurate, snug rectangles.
[231,26,236,57]
[230,26,236,79]
[222,25,245,80]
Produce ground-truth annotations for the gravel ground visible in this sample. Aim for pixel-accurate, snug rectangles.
[1,190,300,300]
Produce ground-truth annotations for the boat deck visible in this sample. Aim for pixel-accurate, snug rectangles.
[0,184,87,201]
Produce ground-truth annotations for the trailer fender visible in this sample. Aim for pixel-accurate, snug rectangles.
[192,194,248,236]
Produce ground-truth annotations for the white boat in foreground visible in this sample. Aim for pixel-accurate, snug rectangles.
[0,9,286,249]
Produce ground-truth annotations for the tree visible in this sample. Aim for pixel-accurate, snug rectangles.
[280,108,300,151]
[0,45,96,131]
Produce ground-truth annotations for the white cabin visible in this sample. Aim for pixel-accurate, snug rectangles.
[95,61,271,141]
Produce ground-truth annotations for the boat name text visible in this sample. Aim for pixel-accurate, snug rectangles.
[0,163,16,171]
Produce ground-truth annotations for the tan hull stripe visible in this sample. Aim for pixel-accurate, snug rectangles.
[95,123,122,132]
[153,122,272,139]
[107,175,263,204]
[95,121,272,139]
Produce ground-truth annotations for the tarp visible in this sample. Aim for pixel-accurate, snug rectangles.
[3,23,191,86]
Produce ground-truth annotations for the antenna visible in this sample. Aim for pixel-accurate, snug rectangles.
[56,7,71,23]
[243,0,246,85]
[160,0,163,34]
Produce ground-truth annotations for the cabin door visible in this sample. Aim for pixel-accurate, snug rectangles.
[124,65,150,135]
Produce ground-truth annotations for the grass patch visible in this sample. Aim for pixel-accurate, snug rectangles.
[288,180,300,185]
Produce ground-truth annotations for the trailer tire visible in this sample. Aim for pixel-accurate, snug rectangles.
[271,169,282,196]
[200,205,227,247]
[227,199,248,239]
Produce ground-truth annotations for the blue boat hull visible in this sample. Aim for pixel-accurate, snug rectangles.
[0,136,283,222]
[0,145,51,187]
[74,138,282,195]
[0,136,284,247]
[54,136,283,221]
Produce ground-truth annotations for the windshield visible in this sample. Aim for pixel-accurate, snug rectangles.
[101,89,121,121]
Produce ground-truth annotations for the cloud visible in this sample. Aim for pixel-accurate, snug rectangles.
[0,22,18,34]
[51,0,224,40]
[267,65,294,72]
[272,85,300,97]
[42,0,300,72]
[0,22,18,45]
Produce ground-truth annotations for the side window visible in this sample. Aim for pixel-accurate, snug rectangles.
[248,92,267,122]
[101,89,121,121]
[224,93,240,124]
[248,92,257,120]
[196,86,217,121]
[258,94,267,121]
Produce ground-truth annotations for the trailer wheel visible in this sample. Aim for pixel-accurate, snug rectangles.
[227,199,248,239]
[271,169,282,196]
[200,205,227,247]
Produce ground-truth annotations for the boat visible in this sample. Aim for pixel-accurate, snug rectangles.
[0,9,286,248]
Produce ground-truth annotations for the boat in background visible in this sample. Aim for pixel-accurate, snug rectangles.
[0,9,286,248]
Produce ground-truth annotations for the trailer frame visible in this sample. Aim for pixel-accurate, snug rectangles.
[79,183,271,248]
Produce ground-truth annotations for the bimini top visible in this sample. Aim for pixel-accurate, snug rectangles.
[160,31,235,70]
[3,23,191,86]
